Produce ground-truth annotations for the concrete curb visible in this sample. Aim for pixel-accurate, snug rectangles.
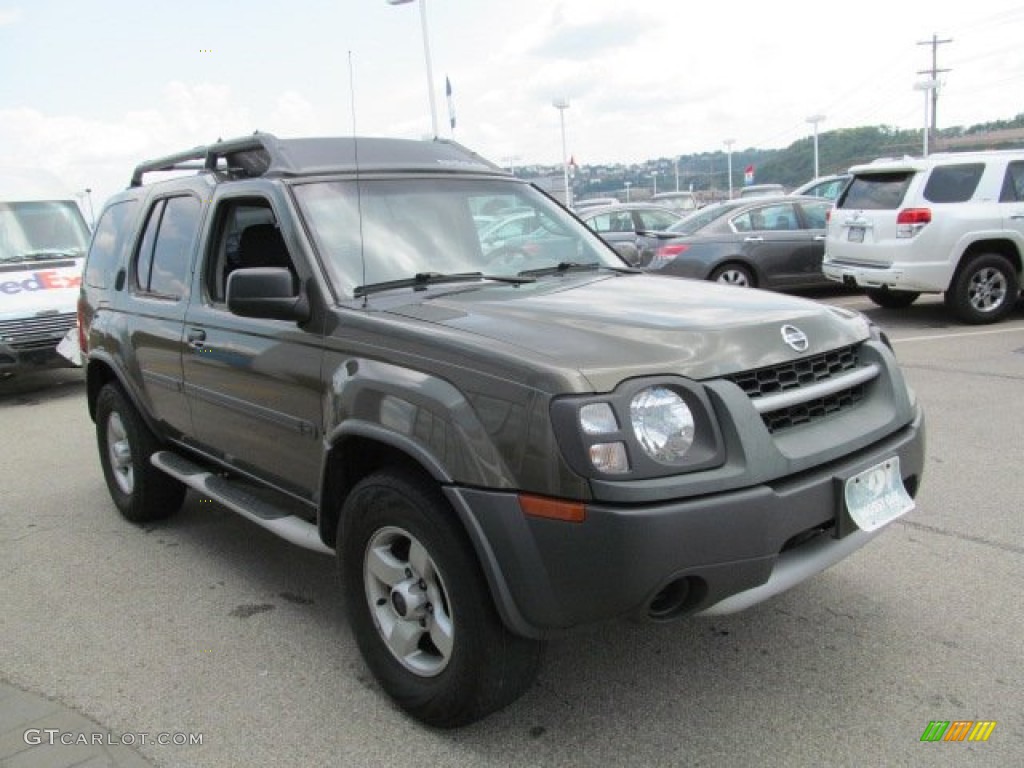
[0,680,155,767]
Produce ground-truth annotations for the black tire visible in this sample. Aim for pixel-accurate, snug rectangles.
[945,253,1021,324]
[340,468,544,728]
[865,288,920,309]
[95,383,186,522]
[710,263,754,287]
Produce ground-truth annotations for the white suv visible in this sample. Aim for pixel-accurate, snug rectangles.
[822,150,1024,324]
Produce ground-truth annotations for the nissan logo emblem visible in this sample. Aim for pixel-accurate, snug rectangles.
[781,324,809,352]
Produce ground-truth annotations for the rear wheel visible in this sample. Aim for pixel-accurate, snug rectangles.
[945,253,1020,324]
[865,288,920,309]
[340,468,544,728]
[710,263,754,287]
[95,383,186,522]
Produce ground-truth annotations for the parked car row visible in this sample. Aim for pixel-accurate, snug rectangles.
[566,152,1023,325]
[574,196,834,291]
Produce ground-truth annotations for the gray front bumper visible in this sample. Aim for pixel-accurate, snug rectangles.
[447,405,924,638]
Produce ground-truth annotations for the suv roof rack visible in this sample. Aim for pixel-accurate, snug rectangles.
[130,133,276,187]
[130,132,505,187]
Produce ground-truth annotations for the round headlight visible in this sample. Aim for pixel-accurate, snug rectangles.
[630,386,695,464]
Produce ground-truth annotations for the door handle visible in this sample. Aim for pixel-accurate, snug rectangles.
[743,236,764,242]
[187,328,207,348]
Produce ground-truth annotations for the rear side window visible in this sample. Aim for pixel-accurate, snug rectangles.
[799,200,832,229]
[923,163,984,203]
[84,199,140,289]
[134,195,201,299]
[999,161,1024,202]
[731,203,798,232]
[635,209,679,230]
[839,172,913,210]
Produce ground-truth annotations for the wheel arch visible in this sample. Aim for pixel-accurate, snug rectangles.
[86,355,139,423]
[319,429,541,638]
[319,424,452,549]
[949,238,1023,290]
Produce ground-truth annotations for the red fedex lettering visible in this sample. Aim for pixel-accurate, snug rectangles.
[0,270,81,294]
[39,270,63,289]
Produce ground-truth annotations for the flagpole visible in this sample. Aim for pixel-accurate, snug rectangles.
[446,75,456,138]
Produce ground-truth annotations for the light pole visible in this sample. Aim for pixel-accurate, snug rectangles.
[84,188,95,228]
[914,80,938,156]
[624,181,632,202]
[387,0,440,138]
[651,171,658,196]
[77,188,96,229]
[724,138,735,199]
[806,114,825,178]
[553,97,572,207]
[674,157,680,191]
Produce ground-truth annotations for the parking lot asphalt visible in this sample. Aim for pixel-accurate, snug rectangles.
[1,292,1022,768]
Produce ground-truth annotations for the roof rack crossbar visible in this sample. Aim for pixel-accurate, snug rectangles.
[130,133,278,187]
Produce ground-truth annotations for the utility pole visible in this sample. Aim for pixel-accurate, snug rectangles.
[917,34,951,149]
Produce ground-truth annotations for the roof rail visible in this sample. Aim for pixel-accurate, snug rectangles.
[130,133,277,187]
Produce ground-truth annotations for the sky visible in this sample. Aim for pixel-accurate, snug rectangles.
[1,0,1023,211]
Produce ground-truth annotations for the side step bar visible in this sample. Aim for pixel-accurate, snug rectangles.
[151,451,334,556]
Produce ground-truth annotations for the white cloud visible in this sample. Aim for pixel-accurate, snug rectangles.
[0,82,326,208]
[0,8,21,26]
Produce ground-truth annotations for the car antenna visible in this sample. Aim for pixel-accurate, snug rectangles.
[349,50,369,308]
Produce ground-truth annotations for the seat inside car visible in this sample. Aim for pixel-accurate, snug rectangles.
[238,223,292,270]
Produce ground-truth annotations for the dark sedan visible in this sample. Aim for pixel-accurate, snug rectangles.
[577,203,682,265]
[645,195,834,290]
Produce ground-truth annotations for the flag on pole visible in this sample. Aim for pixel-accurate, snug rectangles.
[744,164,755,185]
[445,76,456,132]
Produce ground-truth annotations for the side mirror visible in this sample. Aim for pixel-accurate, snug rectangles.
[226,267,310,322]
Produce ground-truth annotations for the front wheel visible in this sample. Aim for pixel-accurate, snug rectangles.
[340,469,543,728]
[865,288,920,309]
[95,383,186,522]
[945,253,1020,324]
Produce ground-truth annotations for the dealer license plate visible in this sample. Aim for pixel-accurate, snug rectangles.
[847,226,865,243]
[844,457,914,532]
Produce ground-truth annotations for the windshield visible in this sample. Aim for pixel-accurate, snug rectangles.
[292,177,622,296]
[0,201,91,263]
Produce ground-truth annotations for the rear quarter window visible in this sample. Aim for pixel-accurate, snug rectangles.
[84,199,140,289]
[922,163,984,203]
[839,172,913,210]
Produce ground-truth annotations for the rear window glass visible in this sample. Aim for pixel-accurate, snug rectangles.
[839,173,913,210]
[923,163,984,203]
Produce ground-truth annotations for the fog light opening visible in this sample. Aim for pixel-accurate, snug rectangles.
[646,576,706,621]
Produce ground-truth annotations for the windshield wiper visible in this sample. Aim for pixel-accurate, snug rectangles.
[519,261,639,277]
[355,271,535,298]
[11,250,82,262]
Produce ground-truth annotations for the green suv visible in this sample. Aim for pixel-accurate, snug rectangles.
[78,134,925,727]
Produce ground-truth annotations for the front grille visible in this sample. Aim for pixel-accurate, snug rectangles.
[729,346,859,397]
[726,345,870,433]
[0,313,76,351]
[760,384,867,432]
